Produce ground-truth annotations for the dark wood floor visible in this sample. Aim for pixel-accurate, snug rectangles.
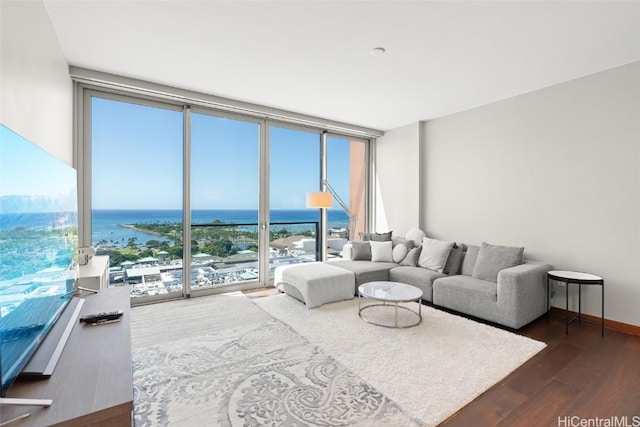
[244,288,640,426]
[440,313,640,426]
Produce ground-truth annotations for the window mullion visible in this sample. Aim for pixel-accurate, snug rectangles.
[183,106,192,297]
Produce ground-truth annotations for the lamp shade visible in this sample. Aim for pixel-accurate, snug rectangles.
[306,191,333,208]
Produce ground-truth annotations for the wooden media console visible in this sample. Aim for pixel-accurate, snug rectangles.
[0,286,133,426]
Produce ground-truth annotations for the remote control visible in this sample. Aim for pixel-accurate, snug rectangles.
[80,310,123,324]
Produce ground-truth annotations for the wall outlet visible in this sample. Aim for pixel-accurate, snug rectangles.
[78,246,97,265]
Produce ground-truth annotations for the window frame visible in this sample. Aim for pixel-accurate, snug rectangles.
[74,79,375,305]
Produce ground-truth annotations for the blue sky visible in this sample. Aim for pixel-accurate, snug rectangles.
[91,97,351,210]
[1,124,76,199]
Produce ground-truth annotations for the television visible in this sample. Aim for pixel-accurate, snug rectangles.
[0,124,79,398]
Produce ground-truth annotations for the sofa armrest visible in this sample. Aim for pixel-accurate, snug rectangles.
[341,243,353,260]
[497,261,552,328]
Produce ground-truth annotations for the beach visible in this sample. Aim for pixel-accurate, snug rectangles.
[91,209,348,247]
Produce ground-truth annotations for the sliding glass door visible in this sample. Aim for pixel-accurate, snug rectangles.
[90,95,184,301]
[327,135,368,243]
[84,92,370,303]
[268,126,321,277]
[190,111,261,292]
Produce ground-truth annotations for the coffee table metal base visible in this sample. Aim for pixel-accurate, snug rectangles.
[358,300,422,328]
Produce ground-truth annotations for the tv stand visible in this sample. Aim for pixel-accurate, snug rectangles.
[0,287,132,426]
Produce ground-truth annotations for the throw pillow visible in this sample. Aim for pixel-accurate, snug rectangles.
[405,228,426,247]
[472,242,524,282]
[399,246,422,267]
[417,237,454,272]
[359,231,392,242]
[443,243,464,275]
[351,241,372,261]
[392,243,410,263]
[391,236,408,247]
[461,245,480,276]
[392,237,414,249]
[370,241,393,262]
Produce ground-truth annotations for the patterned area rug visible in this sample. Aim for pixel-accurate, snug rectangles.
[132,296,423,426]
[131,292,545,426]
[255,295,547,426]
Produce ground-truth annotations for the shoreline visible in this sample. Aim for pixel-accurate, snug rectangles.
[118,224,167,238]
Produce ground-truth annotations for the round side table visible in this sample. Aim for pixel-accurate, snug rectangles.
[547,270,604,336]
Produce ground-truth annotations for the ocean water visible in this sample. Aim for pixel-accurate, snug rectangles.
[0,211,76,395]
[91,209,349,245]
[0,212,77,281]
[0,212,77,231]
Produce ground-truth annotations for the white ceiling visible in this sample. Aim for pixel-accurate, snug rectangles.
[43,1,640,131]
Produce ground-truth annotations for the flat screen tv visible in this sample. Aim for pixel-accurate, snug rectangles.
[0,124,78,397]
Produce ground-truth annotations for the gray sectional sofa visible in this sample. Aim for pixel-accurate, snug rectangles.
[328,230,551,330]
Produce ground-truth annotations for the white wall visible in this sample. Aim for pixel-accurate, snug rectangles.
[0,0,72,165]
[421,61,640,327]
[374,122,421,237]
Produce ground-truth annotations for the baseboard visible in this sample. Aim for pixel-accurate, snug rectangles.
[550,307,640,337]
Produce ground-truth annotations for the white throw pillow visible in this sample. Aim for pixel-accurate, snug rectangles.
[417,237,454,272]
[392,243,409,263]
[370,241,393,262]
[341,243,353,260]
[405,228,426,247]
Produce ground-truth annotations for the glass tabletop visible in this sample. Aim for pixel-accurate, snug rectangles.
[548,270,603,281]
[358,281,423,302]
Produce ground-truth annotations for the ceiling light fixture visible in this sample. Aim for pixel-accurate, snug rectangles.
[370,47,386,56]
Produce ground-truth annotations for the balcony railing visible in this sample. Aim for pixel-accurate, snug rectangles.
[108,221,352,298]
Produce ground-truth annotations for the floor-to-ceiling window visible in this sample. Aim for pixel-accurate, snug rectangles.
[79,83,373,304]
[190,111,261,291]
[268,126,321,277]
[327,135,368,243]
[90,95,184,302]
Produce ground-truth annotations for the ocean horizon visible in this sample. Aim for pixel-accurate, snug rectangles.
[91,209,349,245]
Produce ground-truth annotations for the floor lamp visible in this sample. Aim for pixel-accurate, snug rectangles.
[306,179,358,260]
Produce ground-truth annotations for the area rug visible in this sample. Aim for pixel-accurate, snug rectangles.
[131,292,545,426]
[253,294,547,427]
[131,293,424,426]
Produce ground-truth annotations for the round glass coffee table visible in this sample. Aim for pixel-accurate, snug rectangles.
[358,281,423,328]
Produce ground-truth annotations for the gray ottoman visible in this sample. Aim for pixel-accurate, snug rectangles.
[274,262,355,308]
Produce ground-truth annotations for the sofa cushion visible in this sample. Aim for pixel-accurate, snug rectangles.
[330,260,397,287]
[460,245,480,276]
[443,244,464,275]
[472,242,524,283]
[405,228,426,247]
[433,275,498,321]
[417,237,454,272]
[399,246,422,267]
[359,231,392,242]
[370,241,393,262]
[390,266,446,302]
[351,241,371,261]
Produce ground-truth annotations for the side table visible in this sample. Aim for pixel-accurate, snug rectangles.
[547,270,604,336]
